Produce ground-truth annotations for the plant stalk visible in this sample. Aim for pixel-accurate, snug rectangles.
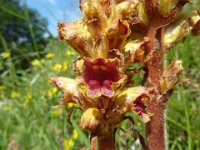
[98,134,115,150]
[90,133,115,150]
[144,25,166,150]
[146,99,166,150]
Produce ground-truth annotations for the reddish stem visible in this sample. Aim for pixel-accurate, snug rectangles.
[90,136,97,150]
[145,26,166,150]
[146,99,166,150]
[98,134,115,150]
[145,51,166,150]
[90,133,115,150]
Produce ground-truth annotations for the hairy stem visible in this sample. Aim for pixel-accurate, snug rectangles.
[90,136,97,150]
[90,132,115,150]
[146,99,166,150]
[145,53,166,150]
[98,132,116,150]
[145,26,166,149]
[98,133,115,150]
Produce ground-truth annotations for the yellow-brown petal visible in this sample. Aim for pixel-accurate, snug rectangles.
[80,108,103,132]
[160,0,179,15]
[160,60,183,94]
[106,19,131,50]
[81,0,107,36]
[115,86,151,122]
[115,1,137,18]
[124,40,145,64]
[58,22,91,57]
[137,2,149,24]
[163,17,190,48]
[50,77,79,103]
[163,14,200,48]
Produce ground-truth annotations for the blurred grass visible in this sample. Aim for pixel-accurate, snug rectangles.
[166,35,200,150]
[0,40,89,150]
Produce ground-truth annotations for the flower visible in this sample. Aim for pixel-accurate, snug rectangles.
[72,129,78,140]
[23,93,32,106]
[63,139,74,150]
[45,53,54,59]
[53,109,62,118]
[160,60,183,94]
[10,91,20,99]
[50,77,79,104]
[62,61,68,72]
[31,59,43,67]
[1,52,11,59]
[67,103,76,108]
[52,64,62,72]
[58,1,131,59]
[47,87,58,97]
[80,108,103,132]
[58,22,90,57]
[66,50,75,56]
[81,58,126,98]
[114,86,152,123]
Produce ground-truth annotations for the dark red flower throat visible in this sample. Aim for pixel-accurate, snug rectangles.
[83,58,120,97]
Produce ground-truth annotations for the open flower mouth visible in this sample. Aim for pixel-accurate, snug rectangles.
[83,58,120,97]
[133,93,150,122]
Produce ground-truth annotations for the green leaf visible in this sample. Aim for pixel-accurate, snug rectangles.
[71,119,90,147]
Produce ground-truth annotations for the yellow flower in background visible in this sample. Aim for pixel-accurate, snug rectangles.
[67,103,76,108]
[65,49,75,56]
[10,91,20,99]
[72,129,78,140]
[62,61,68,72]
[0,85,5,91]
[45,53,54,59]
[23,93,32,106]
[1,52,11,59]
[53,109,62,118]
[31,59,40,66]
[31,59,44,67]
[63,139,74,150]
[48,87,58,97]
[52,63,62,72]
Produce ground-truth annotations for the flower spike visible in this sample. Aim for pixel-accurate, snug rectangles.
[52,1,200,149]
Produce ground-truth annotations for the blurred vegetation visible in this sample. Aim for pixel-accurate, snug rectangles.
[0,0,52,71]
[0,0,200,150]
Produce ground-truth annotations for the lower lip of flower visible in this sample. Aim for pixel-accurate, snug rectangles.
[83,58,120,97]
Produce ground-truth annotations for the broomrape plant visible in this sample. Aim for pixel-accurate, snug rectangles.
[51,0,200,149]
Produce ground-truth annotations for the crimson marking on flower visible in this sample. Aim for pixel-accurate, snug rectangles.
[132,94,150,122]
[83,58,120,97]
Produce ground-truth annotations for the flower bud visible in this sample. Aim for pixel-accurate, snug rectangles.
[80,108,103,132]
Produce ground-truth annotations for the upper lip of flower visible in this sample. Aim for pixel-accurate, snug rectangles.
[82,58,121,98]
